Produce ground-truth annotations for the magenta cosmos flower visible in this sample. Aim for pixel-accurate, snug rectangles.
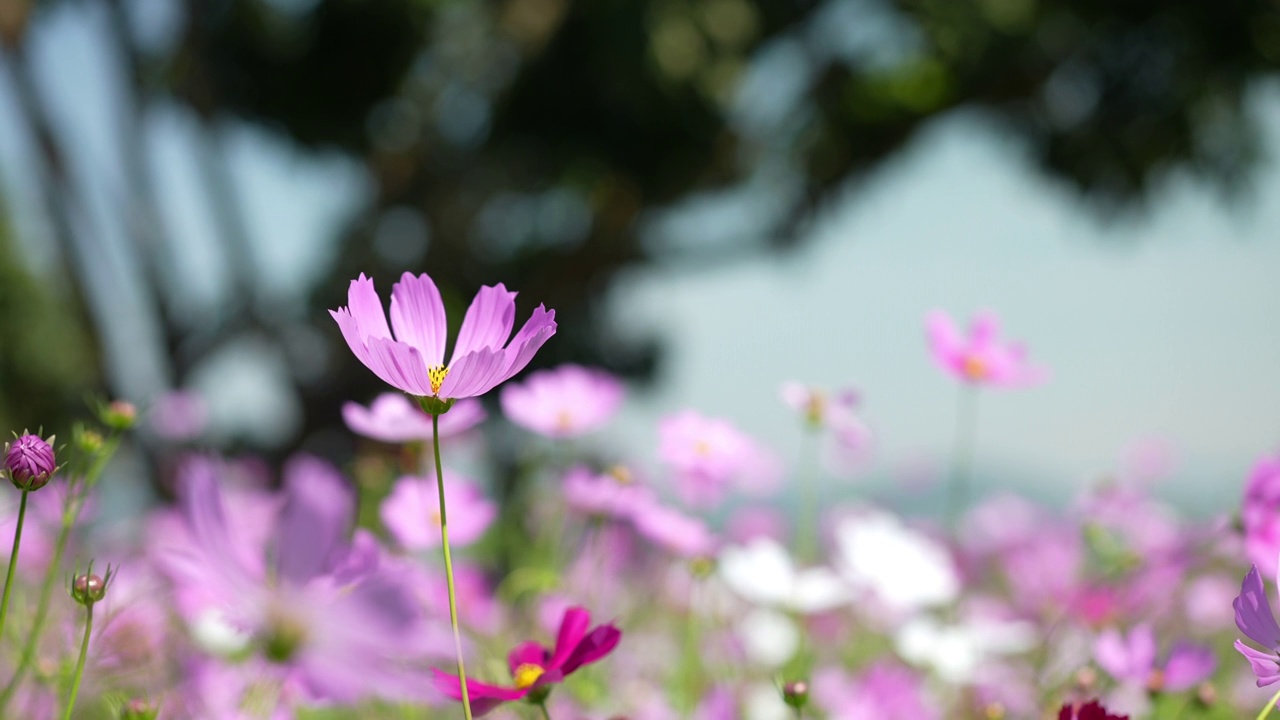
[331,273,556,401]
[1058,700,1128,720]
[1234,564,1280,686]
[431,606,621,715]
[500,364,625,438]
[925,310,1046,386]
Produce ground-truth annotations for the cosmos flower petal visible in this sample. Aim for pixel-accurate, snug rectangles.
[389,272,448,366]
[439,346,506,400]
[548,606,592,670]
[430,669,527,716]
[346,274,392,342]
[560,623,622,675]
[365,336,434,397]
[925,310,964,362]
[1235,565,1280,649]
[275,456,354,585]
[451,284,518,360]
[1235,639,1280,687]
[1161,642,1216,692]
[507,641,548,675]
[1093,628,1136,681]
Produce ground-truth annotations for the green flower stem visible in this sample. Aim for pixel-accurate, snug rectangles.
[945,385,979,532]
[60,601,93,720]
[537,702,553,720]
[0,433,119,712]
[432,412,474,720]
[0,489,30,643]
[1259,688,1280,720]
[795,424,819,564]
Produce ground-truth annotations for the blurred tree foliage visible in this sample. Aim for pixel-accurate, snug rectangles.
[0,0,1277,456]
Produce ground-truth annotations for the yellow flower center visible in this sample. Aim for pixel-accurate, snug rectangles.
[555,410,574,431]
[804,392,827,427]
[513,663,545,689]
[608,465,633,484]
[961,355,988,380]
[428,365,450,395]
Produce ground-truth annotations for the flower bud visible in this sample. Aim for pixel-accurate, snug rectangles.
[120,699,158,720]
[782,680,809,709]
[74,425,104,454]
[5,433,56,491]
[102,400,137,431]
[1196,682,1216,706]
[72,573,106,606]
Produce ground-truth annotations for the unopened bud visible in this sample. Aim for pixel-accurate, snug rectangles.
[72,573,106,605]
[1196,682,1217,706]
[1075,666,1098,690]
[75,425,104,454]
[782,680,809,709]
[5,432,56,491]
[120,699,158,720]
[102,401,137,431]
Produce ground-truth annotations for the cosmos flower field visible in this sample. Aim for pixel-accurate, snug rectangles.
[0,271,1277,719]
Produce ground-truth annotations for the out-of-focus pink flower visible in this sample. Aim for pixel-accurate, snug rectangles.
[658,410,775,507]
[1094,624,1215,692]
[780,382,873,474]
[727,505,788,545]
[431,606,621,715]
[330,273,556,400]
[813,663,940,720]
[1242,454,1280,570]
[500,364,625,438]
[1184,574,1239,629]
[149,390,208,442]
[630,500,718,558]
[154,455,429,707]
[380,473,496,550]
[562,465,651,520]
[343,394,486,444]
[925,310,1046,387]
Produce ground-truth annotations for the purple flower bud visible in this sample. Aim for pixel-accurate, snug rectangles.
[782,680,810,708]
[5,433,56,491]
[72,573,106,605]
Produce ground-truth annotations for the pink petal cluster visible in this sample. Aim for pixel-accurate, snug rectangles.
[925,310,1046,387]
[380,472,497,550]
[331,273,556,400]
[1242,453,1280,570]
[500,364,625,438]
[343,393,486,444]
[658,409,776,507]
[1093,623,1215,692]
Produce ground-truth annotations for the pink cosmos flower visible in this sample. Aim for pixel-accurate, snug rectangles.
[1093,623,1216,692]
[813,663,940,720]
[500,364,625,438]
[1241,454,1280,569]
[380,473,497,550]
[630,499,718,558]
[561,465,651,520]
[657,410,775,507]
[149,390,208,442]
[431,606,621,715]
[925,310,1047,387]
[343,394,486,444]
[330,273,556,400]
[1058,700,1129,720]
[780,382,873,472]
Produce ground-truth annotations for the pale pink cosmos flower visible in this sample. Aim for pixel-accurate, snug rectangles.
[380,473,497,549]
[780,382,873,473]
[330,273,556,400]
[343,393,486,444]
[1094,624,1216,692]
[1241,453,1280,570]
[500,364,625,438]
[630,499,718,558]
[561,465,652,520]
[925,309,1047,387]
[658,409,776,507]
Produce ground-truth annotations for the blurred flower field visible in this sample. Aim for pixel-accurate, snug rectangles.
[0,271,1275,720]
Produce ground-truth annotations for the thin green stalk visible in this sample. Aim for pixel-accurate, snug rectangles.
[61,602,93,720]
[0,489,30,642]
[795,425,819,564]
[537,702,552,720]
[432,413,474,720]
[945,385,979,531]
[1259,687,1280,720]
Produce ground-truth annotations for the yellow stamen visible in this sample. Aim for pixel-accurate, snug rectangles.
[555,410,574,431]
[961,355,988,380]
[512,663,544,690]
[693,440,711,456]
[428,365,450,395]
[607,465,633,485]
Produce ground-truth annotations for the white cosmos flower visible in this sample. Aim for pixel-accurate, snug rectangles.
[739,607,800,667]
[894,615,1037,684]
[718,537,849,613]
[834,509,960,611]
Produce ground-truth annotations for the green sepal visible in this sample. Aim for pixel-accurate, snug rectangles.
[415,395,455,416]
